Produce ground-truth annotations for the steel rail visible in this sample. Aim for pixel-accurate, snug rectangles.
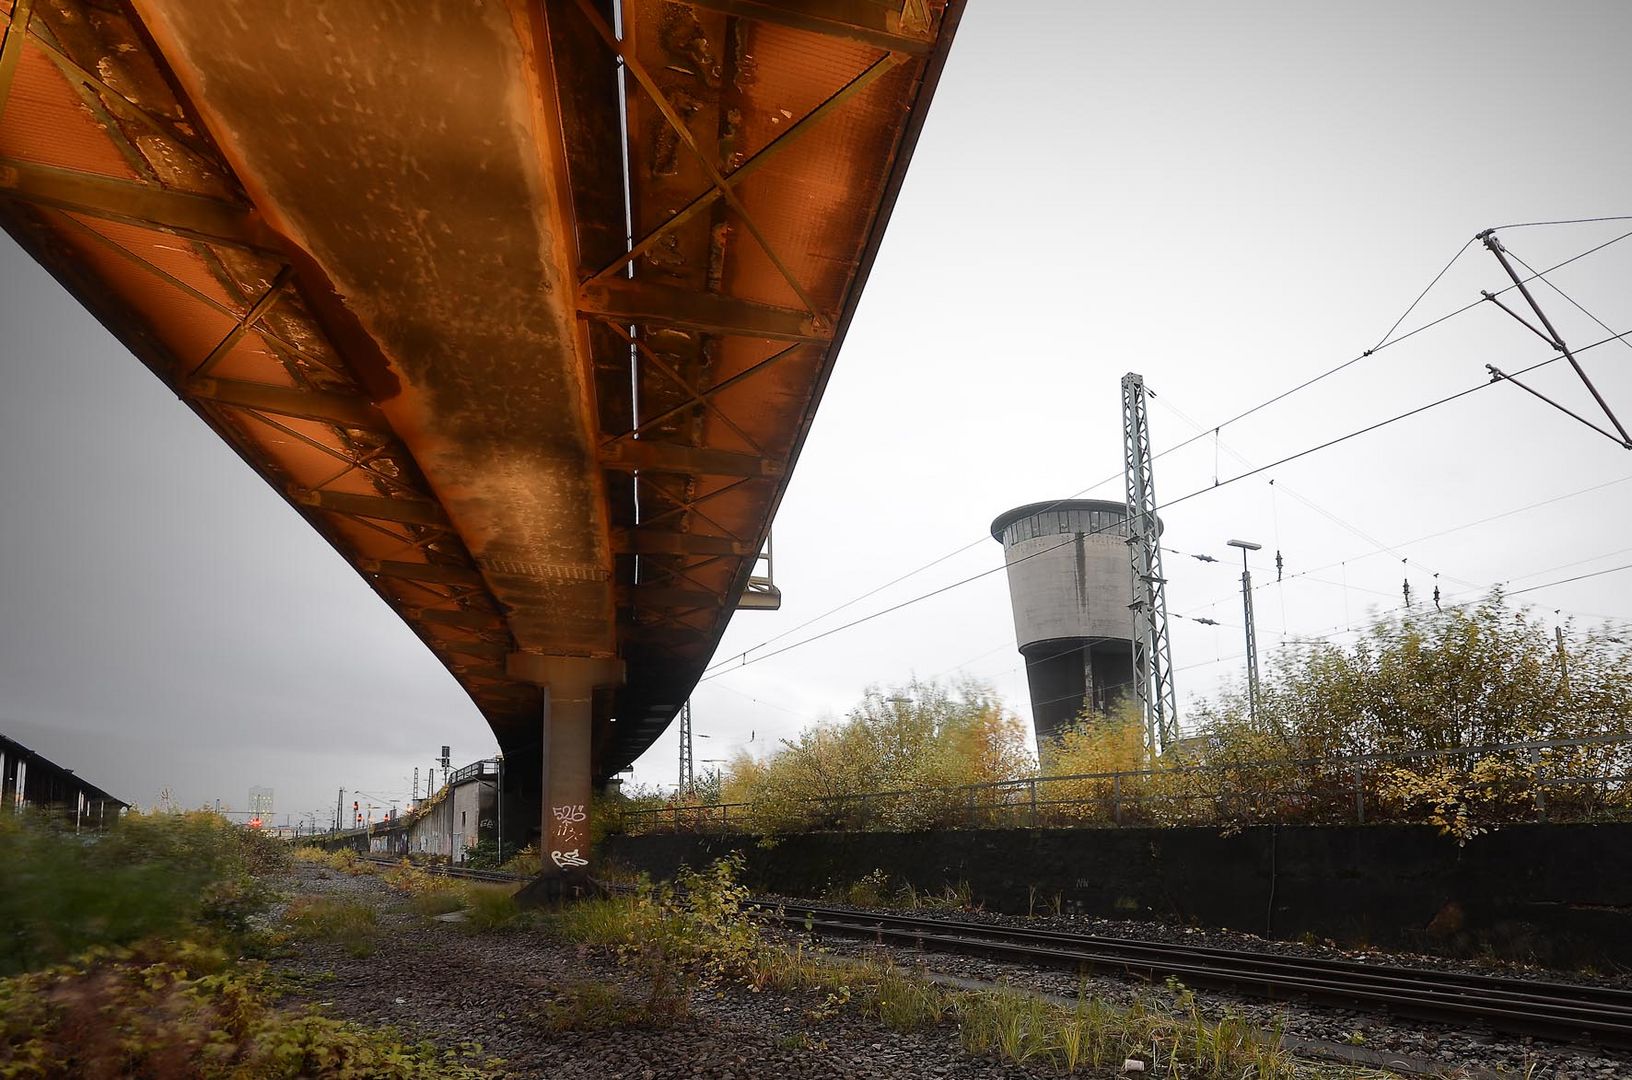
[774,902,1632,1048]
[358,854,526,884]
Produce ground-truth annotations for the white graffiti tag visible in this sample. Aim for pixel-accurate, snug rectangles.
[550,848,589,869]
[551,803,589,846]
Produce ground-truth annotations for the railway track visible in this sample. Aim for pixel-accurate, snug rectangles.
[348,858,1631,1050]
[358,854,527,884]
[774,902,1632,1050]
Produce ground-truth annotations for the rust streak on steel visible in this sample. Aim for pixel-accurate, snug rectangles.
[0,0,965,811]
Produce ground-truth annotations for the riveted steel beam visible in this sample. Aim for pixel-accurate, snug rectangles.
[0,4,220,168]
[599,440,781,479]
[605,342,804,445]
[190,265,294,377]
[0,0,35,123]
[623,625,709,647]
[436,638,511,662]
[414,607,506,631]
[572,0,822,316]
[449,663,510,682]
[293,489,448,527]
[189,377,387,430]
[361,559,486,587]
[611,528,754,558]
[617,585,722,610]
[579,278,830,342]
[598,319,769,455]
[590,52,906,283]
[684,0,933,54]
[0,159,278,250]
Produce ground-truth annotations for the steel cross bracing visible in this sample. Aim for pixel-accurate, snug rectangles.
[0,0,965,825]
[1122,373,1179,755]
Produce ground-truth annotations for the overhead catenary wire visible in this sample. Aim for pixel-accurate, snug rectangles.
[1177,470,1632,618]
[706,329,1632,681]
[1275,562,1632,653]
[1153,392,1481,594]
[1177,224,1632,438]
[1120,595,1631,709]
[700,225,1632,692]
[1495,543,1632,591]
[1166,267,1632,617]
[1502,244,1632,358]
[1490,215,1632,231]
[1167,232,1632,612]
[717,549,1632,744]
[1157,570,1632,697]
[720,449,1632,744]
[1507,561,1632,598]
[1369,237,1475,351]
[702,232,1550,676]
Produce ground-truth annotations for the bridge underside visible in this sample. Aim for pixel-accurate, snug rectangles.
[0,0,960,865]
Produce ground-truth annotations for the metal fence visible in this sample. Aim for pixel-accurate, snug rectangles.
[620,734,1632,836]
[447,758,499,786]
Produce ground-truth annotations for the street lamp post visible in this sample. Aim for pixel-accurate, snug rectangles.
[1227,539,1263,722]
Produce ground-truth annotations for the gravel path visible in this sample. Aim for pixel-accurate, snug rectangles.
[268,865,1059,1079]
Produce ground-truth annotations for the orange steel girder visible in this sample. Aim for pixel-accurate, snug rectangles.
[0,1,964,803]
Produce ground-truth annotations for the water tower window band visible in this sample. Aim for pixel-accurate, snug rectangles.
[1002,508,1128,545]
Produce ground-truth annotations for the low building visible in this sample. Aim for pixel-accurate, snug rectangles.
[1,732,128,828]
[369,757,500,862]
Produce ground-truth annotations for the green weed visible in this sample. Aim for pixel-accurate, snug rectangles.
[544,854,1310,1079]
[410,889,467,917]
[0,811,284,975]
[282,896,378,957]
[0,942,497,1077]
[462,886,521,933]
[0,823,497,1079]
[538,980,662,1031]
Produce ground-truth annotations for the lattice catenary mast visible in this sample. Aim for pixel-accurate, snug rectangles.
[1122,372,1179,755]
[677,700,694,795]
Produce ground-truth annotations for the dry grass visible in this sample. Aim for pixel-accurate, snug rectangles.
[291,846,365,874]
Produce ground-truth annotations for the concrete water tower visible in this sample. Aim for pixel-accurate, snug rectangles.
[991,500,1139,754]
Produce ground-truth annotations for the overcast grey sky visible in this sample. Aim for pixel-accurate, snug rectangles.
[5,1,1632,822]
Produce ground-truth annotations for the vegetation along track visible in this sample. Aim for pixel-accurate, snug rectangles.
[351,857,1632,1050]
[358,854,526,884]
[776,902,1632,1050]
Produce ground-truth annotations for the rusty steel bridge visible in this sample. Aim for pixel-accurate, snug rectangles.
[0,0,963,882]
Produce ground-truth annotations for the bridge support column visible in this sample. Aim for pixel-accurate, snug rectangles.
[506,654,623,902]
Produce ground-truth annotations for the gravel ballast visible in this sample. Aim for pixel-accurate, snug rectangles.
[268,865,1631,1078]
[270,865,1045,1079]
[762,897,1632,1080]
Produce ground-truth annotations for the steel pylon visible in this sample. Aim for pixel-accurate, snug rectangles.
[677,700,694,795]
[1122,373,1179,756]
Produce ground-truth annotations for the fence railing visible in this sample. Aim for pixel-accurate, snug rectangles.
[447,758,499,786]
[619,734,1632,837]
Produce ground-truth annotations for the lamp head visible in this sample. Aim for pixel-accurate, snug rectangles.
[1226,539,1262,551]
